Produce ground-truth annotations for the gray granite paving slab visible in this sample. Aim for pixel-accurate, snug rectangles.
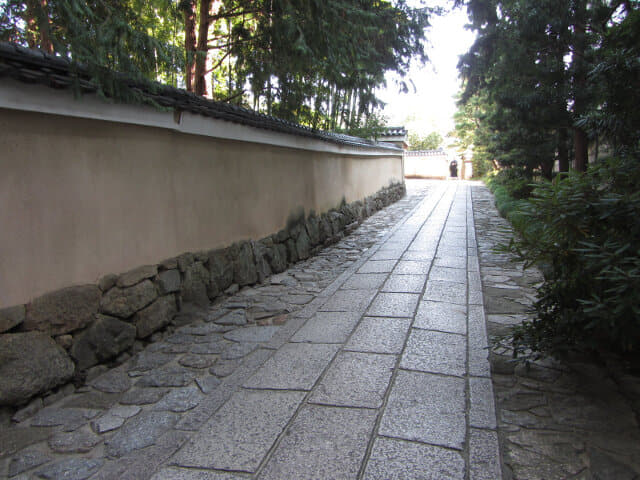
[369,250,404,260]
[341,273,388,289]
[382,274,427,293]
[414,300,467,334]
[379,370,466,449]
[401,329,467,377]
[367,292,420,318]
[433,256,467,269]
[309,352,396,408]
[469,428,502,480]
[469,377,497,429]
[429,266,467,284]
[259,405,377,480]
[173,390,305,472]
[345,317,412,354]
[402,250,436,261]
[357,260,397,273]
[319,289,377,313]
[290,312,361,344]
[363,437,465,480]
[424,280,467,305]
[243,343,339,390]
[468,305,489,353]
[393,260,431,275]
[151,467,249,479]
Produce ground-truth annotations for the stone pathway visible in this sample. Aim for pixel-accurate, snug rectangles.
[5,180,637,480]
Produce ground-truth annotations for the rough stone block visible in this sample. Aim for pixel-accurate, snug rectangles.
[100,280,158,319]
[98,273,118,292]
[0,304,25,333]
[0,332,74,405]
[117,265,158,288]
[208,248,234,293]
[134,295,177,338]
[181,262,210,307]
[295,228,311,260]
[266,242,288,273]
[329,211,344,235]
[177,253,195,272]
[25,285,101,335]
[252,241,273,283]
[157,269,181,295]
[70,315,136,370]
[319,215,332,243]
[159,257,178,270]
[232,242,258,286]
[305,215,320,246]
[285,238,298,263]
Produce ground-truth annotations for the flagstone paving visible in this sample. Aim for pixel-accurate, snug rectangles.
[3,179,639,479]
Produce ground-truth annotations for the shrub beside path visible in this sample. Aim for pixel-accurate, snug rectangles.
[473,184,640,479]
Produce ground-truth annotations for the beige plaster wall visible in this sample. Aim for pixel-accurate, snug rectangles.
[0,108,402,307]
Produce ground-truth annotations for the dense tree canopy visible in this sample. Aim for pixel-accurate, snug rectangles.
[0,0,434,132]
[408,131,443,150]
[455,0,639,178]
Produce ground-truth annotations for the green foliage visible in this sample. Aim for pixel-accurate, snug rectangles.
[1,0,432,132]
[451,92,494,177]
[1,0,184,102]
[457,0,640,359]
[408,131,443,151]
[504,157,640,357]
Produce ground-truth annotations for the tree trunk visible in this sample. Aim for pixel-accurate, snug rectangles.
[573,128,588,171]
[194,0,211,96]
[572,0,588,172]
[38,0,53,53]
[558,128,569,172]
[184,0,197,92]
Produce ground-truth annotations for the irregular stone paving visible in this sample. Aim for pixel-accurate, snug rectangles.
[473,183,640,480]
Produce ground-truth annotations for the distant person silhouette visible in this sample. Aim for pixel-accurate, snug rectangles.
[449,159,458,178]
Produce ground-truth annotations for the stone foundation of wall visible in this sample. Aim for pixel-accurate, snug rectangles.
[0,183,405,407]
